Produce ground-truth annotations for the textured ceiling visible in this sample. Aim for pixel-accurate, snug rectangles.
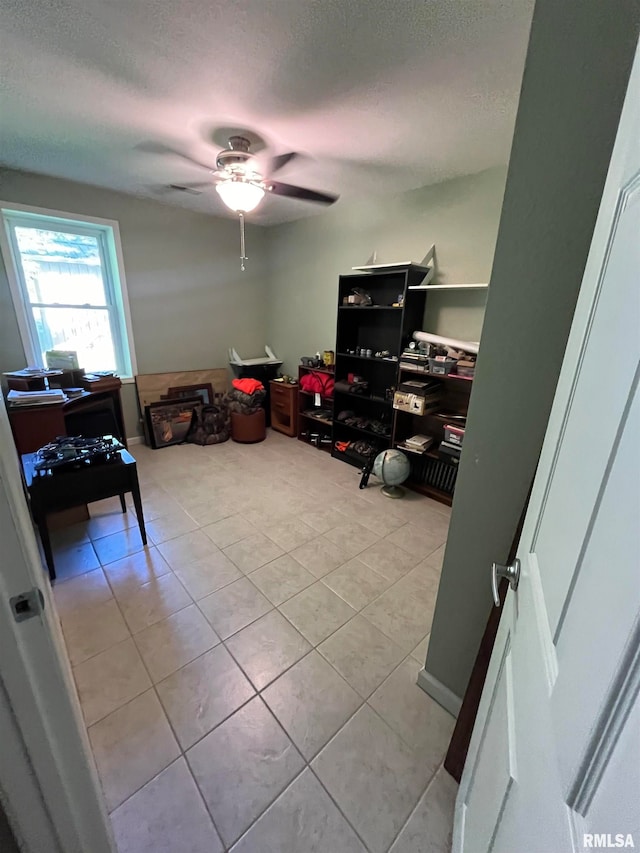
[0,0,533,225]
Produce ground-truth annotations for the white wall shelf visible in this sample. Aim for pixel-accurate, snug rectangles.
[408,283,489,291]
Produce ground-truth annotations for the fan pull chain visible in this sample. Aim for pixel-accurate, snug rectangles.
[238,213,248,272]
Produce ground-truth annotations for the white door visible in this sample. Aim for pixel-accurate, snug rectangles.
[0,395,114,852]
[455,42,640,853]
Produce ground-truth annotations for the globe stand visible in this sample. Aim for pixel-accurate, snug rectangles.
[372,449,411,500]
[381,484,405,499]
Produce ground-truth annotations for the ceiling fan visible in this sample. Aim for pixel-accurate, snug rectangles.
[151,135,339,270]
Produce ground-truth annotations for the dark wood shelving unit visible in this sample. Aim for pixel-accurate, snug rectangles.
[338,306,403,311]
[300,413,333,428]
[328,264,474,506]
[337,353,399,364]
[392,366,472,505]
[334,420,392,442]
[398,365,473,384]
[332,265,427,469]
[333,389,393,406]
[297,365,334,453]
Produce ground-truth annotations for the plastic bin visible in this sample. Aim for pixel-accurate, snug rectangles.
[228,347,282,427]
[444,424,465,446]
[428,356,457,376]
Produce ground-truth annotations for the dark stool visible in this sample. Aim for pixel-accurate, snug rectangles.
[230,409,266,443]
[22,449,147,581]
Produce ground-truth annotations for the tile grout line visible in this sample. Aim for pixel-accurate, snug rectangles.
[383,760,447,852]
[239,695,374,853]
[219,699,310,851]
[154,689,229,850]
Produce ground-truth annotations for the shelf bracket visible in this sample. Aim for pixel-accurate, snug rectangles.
[420,244,435,285]
[421,244,435,266]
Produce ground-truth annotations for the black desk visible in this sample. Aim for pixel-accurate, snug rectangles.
[22,449,147,581]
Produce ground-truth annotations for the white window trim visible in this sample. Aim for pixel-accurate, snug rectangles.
[0,201,138,380]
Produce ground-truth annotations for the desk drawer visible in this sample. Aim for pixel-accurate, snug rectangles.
[272,397,291,412]
[270,383,293,399]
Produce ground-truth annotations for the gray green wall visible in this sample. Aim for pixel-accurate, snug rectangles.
[0,169,268,437]
[265,166,507,373]
[423,0,639,705]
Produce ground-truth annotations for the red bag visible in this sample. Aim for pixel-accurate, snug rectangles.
[300,371,334,398]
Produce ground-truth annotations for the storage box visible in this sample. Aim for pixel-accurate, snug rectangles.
[398,379,433,395]
[393,391,427,415]
[429,356,457,375]
[456,358,476,377]
[439,440,461,461]
[444,424,465,446]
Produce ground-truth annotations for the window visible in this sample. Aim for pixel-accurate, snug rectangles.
[1,205,136,378]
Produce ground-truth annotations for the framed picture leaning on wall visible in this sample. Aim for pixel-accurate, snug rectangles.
[165,383,214,405]
[144,396,201,449]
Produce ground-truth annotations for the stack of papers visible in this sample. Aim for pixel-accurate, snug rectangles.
[7,389,68,406]
[3,368,63,379]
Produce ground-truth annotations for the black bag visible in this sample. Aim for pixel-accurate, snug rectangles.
[186,402,230,446]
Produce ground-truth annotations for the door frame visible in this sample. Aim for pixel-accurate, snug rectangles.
[0,394,114,853]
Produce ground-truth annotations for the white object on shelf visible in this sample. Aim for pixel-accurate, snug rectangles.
[228,346,282,366]
[412,331,480,355]
[352,260,431,272]
[408,283,488,290]
[351,245,435,284]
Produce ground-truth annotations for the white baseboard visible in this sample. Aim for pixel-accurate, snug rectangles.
[417,668,462,718]
[126,435,144,446]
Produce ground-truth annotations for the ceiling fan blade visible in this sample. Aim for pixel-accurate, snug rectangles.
[147,181,209,197]
[167,184,202,195]
[168,183,208,195]
[135,141,216,173]
[268,181,338,205]
[268,152,301,174]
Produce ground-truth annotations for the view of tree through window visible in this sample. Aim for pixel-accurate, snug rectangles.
[13,225,118,373]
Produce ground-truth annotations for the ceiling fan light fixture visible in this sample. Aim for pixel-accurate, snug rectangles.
[216,179,265,213]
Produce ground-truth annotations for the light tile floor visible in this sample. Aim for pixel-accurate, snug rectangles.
[50,430,458,852]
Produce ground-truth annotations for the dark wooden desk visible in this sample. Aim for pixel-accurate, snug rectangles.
[8,384,126,456]
[22,449,146,581]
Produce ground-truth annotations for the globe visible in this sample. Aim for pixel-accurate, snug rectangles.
[373,449,411,498]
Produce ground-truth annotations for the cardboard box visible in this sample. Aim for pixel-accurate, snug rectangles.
[393,391,427,415]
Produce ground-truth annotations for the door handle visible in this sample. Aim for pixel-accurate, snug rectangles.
[491,558,521,607]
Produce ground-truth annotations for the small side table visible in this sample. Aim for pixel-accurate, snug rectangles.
[269,381,298,437]
[22,450,147,581]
